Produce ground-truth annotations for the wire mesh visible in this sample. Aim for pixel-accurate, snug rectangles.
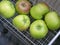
[0,0,60,45]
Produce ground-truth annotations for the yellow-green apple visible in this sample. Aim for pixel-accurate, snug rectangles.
[13,15,30,31]
[30,20,48,39]
[45,11,60,30]
[18,0,28,1]
[59,16,60,28]
[30,3,49,19]
[0,1,15,18]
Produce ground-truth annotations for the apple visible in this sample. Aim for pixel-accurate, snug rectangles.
[30,20,48,39]
[45,11,60,30]
[16,0,31,14]
[30,3,49,19]
[0,1,15,18]
[13,15,30,31]
[59,16,60,28]
[3,0,9,1]
[18,0,28,1]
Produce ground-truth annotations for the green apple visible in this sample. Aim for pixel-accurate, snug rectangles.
[59,16,60,28]
[18,0,28,1]
[30,3,49,19]
[3,0,9,1]
[13,15,30,31]
[45,11,60,30]
[15,0,28,2]
[16,0,31,14]
[30,20,48,39]
[0,1,15,18]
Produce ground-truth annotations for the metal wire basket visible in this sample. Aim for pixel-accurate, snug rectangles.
[0,0,60,45]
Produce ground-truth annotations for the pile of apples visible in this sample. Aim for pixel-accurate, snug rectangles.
[0,0,60,39]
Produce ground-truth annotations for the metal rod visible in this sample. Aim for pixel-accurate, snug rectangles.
[48,31,60,45]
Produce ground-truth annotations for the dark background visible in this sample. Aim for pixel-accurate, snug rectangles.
[0,22,24,45]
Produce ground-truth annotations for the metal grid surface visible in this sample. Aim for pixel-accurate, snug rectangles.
[0,0,60,45]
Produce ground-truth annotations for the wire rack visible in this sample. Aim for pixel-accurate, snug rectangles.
[0,0,60,45]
